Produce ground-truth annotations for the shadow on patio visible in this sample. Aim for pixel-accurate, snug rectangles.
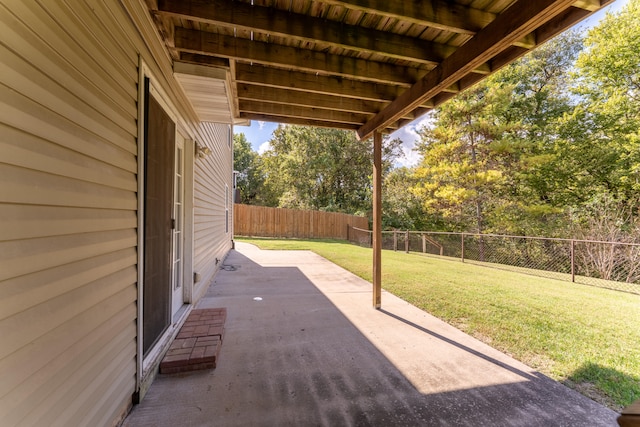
[123,242,617,426]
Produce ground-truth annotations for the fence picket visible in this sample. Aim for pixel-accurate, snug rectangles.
[234,204,368,240]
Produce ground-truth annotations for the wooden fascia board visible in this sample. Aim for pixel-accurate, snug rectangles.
[357,0,577,140]
[174,27,430,86]
[157,0,457,67]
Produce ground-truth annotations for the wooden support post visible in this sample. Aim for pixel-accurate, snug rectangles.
[570,239,575,283]
[373,131,382,309]
[618,399,640,427]
[405,230,409,253]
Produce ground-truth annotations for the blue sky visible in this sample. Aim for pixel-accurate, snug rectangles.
[234,0,629,167]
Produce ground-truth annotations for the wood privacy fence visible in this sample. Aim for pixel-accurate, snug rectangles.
[234,204,368,240]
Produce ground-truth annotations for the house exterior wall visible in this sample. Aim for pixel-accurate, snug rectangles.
[0,1,233,426]
[194,123,234,301]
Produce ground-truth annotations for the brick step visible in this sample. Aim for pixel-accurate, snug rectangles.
[160,308,226,374]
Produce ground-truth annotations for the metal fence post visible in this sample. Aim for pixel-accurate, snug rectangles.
[571,239,575,282]
[461,233,465,262]
[422,234,426,253]
[393,231,397,251]
[405,230,409,253]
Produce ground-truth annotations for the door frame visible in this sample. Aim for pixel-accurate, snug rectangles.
[136,58,195,394]
[172,131,196,319]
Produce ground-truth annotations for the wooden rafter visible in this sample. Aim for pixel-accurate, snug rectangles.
[239,100,373,126]
[320,0,536,49]
[321,0,495,34]
[234,63,437,110]
[234,63,406,102]
[573,0,603,11]
[157,0,491,75]
[173,27,428,86]
[237,84,430,121]
[237,84,385,114]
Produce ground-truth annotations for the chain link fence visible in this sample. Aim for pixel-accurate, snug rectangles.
[347,226,640,295]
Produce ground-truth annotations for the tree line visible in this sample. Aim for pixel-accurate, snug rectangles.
[234,1,640,241]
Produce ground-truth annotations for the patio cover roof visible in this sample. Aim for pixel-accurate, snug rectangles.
[148,0,612,140]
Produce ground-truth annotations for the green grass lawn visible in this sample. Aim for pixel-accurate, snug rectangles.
[236,236,640,410]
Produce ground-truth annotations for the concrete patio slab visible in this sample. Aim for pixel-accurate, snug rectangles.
[123,242,617,426]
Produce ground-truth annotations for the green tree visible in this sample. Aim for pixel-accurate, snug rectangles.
[411,32,583,235]
[260,125,402,214]
[413,83,521,233]
[233,133,265,204]
[382,167,434,230]
[564,0,640,204]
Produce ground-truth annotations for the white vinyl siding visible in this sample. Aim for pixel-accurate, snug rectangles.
[0,0,232,426]
[0,0,138,425]
[193,122,234,300]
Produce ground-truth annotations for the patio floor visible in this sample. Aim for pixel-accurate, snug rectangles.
[123,242,617,426]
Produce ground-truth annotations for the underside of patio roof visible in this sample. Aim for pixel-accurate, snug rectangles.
[147,0,613,140]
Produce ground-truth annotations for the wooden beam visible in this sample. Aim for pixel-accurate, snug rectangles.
[237,84,427,121]
[238,112,360,131]
[573,0,601,12]
[174,27,427,86]
[237,84,385,114]
[533,3,612,45]
[228,59,241,121]
[400,3,606,128]
[179,52,229,69]
[357,0,577,140]
[158,0,454,66]
[234,63,435,112]
[372,131,382,309]
[173,61,227,79]
[239,100,372,125]
[149,4,179,60]
[234,63,403,102]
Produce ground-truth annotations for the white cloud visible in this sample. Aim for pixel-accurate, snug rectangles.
[257,140,271,154]
[258,121,266,130]
[389,113,434,167]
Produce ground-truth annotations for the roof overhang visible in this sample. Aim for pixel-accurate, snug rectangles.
[149,0,615,137]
